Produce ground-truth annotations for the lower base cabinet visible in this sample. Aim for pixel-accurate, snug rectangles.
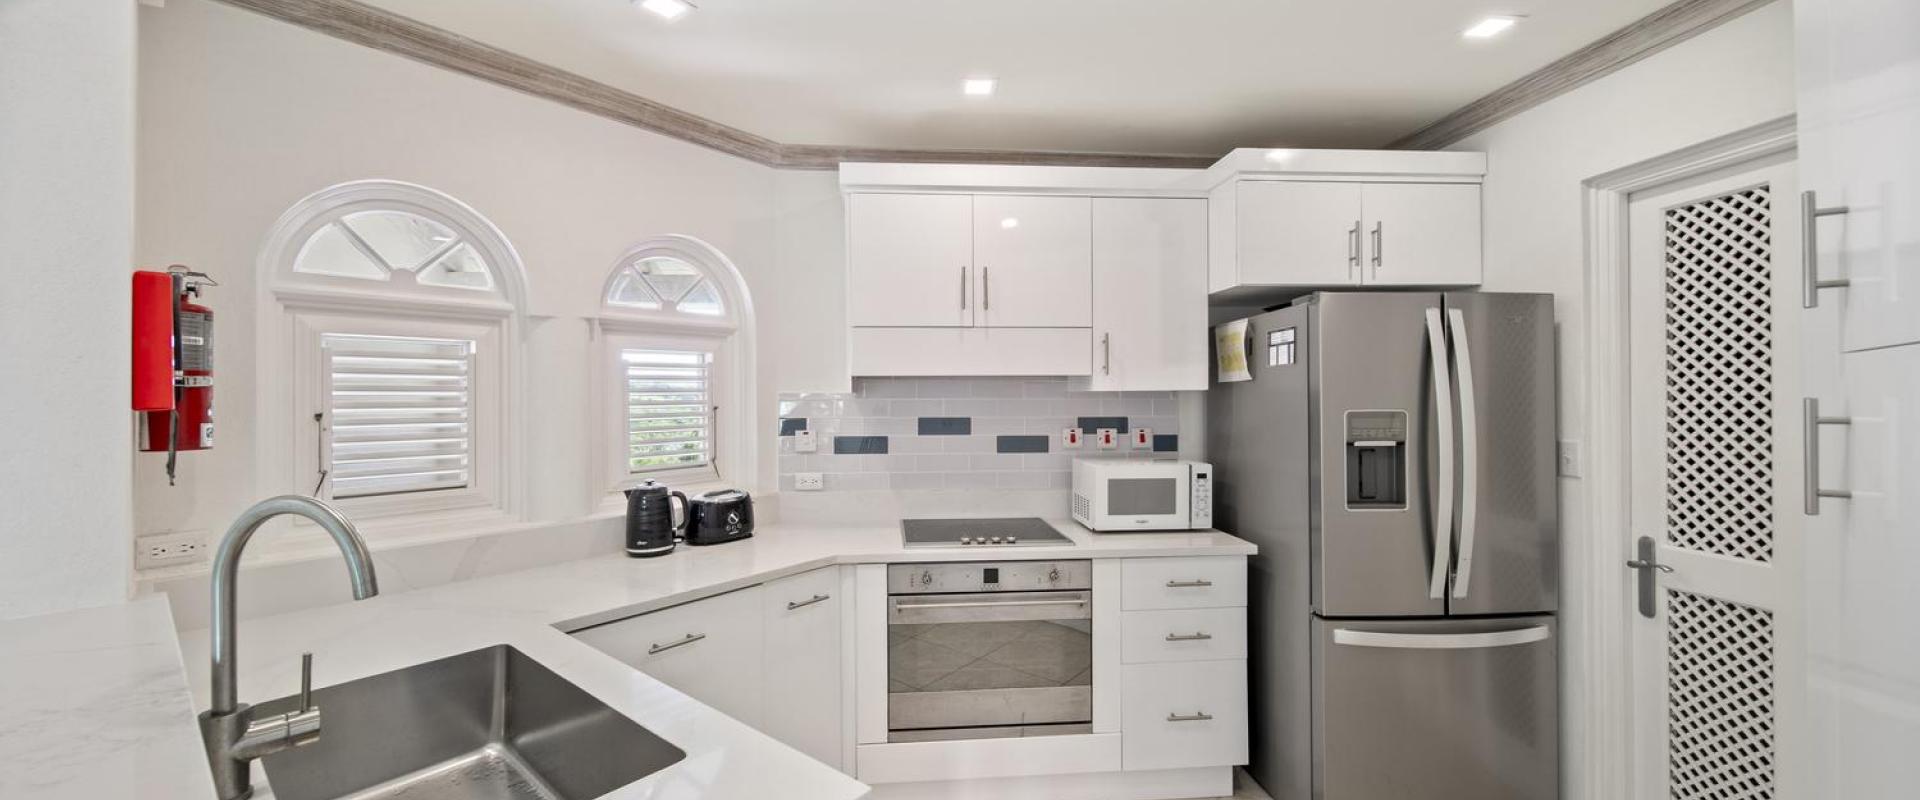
[1119,660,1250,772]
[572,567,845,769]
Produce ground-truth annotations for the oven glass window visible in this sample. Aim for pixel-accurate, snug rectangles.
[888,616,1092,741]
[1108,477,1177,516]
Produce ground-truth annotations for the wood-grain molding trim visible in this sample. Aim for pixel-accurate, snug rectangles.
[210,0,1215,170]
[1389,0,1778,150]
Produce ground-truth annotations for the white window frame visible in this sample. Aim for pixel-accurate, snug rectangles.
[257,181,528,549]
[593,236,757,508]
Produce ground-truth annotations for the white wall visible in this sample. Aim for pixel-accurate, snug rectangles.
[0,0,137,619]
[134,0,852,565]
[1452,2,1795,797]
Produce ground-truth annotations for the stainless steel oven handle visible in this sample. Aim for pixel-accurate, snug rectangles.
[1165,632,1213,641]
[647,633,706,655]
[1164,579,1213,588]
[1167,712,1214,722]
[893,598,1088,611]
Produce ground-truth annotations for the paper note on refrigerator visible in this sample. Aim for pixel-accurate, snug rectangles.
[1215,318,1252,382]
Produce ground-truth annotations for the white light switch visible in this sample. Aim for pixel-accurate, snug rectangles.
[793,429,817,453]
[1557,440,1582,478]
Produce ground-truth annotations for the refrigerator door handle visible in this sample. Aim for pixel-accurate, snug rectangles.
[1446,308,1479,599]
[1424,308,1455,600]
[1332,626,1551,650]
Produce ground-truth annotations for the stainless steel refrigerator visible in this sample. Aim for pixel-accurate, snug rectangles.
[1207,292,1559,800]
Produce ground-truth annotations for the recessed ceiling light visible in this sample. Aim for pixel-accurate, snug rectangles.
[962,78,997,97]
[1462,16,1518,39]
[637,0,694,21]
[1000,217,1020,229]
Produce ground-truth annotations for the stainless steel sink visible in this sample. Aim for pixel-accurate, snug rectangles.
[255,645,684,800]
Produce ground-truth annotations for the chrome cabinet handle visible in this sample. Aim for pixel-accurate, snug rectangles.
[1801,190,1851,308]
[1167,712,1214,722]
[982,266,990,311]
[647,633,706,655]
[960,266,968,310]
[1347,222,1361,277]
[1371,222,1383,271]
[1804,397,1853,515]
[1165,579,1213,588]
[1626,535,1672,619]
[1102,333,1111,375]
[787,593,830,610]
[1165,632,1213,642]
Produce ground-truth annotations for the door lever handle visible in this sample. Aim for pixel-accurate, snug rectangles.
[1624,559,1673,573]
[1626,536,1671,619]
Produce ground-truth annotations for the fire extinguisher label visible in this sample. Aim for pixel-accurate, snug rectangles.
[201,423,215,447]
[178,312,212,371]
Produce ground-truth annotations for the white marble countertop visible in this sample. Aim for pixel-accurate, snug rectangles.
[8,519,1253,799]
[0,597,216,800]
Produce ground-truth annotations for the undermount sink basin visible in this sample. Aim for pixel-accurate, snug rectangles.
[256,645,684,800]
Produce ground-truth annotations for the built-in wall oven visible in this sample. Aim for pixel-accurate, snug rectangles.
[886,560,1093,743]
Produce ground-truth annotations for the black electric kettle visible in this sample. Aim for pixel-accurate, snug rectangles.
[623,480,686,558]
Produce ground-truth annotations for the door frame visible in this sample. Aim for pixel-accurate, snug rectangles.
[1576,114,1796,800]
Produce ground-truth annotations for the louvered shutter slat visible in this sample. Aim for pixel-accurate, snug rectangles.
[323,333,475,498]
[621,348,712,474]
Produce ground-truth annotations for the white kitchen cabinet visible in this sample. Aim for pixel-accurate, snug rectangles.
[1797,0,1920,352]
[973,194,1092,328]
[1119,556,1249,611]
[761,567,844,768]
[1120,659,1250,771]
[1087,197,1208,391]
[1119,607,1249,664]
[572,586,767,726]
[1232,181,1364,287]
[848,193,974,327]
[1359,183,1482,286]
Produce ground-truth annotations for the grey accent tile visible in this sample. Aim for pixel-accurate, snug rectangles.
[833,435,889,454]
[917,416,973,435]
[1153,434,1179,452]
[779,417,808,436]
[996,435,1051,453]
[1077,416,1128,433]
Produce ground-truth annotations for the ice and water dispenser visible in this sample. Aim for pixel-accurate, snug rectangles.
[1344,410,1407,509]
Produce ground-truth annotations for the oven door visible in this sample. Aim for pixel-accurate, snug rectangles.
[887,590,1094,742]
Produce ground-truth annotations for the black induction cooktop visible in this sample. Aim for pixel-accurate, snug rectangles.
[900,517,1075,548]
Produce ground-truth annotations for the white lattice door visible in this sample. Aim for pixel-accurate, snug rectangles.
[1627,158,1806,800]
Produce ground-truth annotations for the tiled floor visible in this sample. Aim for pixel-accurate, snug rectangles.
[1218,769,1274,800]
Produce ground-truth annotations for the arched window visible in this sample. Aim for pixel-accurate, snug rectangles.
[595,236,755,494]
[257,181,527,534]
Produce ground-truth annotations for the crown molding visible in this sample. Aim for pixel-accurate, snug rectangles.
[1389,0,1777,150]
[210,0,1217,170]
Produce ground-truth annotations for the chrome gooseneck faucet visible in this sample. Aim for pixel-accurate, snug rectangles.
[199,496,379,800]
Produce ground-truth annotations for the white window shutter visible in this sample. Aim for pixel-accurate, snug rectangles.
[322,333,475,498]
[623,348,713,473]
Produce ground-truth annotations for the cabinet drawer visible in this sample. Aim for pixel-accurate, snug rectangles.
[1120,608,1247,664]
[1119,557,1247,610]
[572,586,765,725]
[1120,660,1249,771]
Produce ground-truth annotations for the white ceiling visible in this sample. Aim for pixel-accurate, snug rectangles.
[358,0,1672,156]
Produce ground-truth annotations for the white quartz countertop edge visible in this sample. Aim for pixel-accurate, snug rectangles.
[149,520,1251,800]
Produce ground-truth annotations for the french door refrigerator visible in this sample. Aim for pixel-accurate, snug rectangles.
[1207,292,1559,800]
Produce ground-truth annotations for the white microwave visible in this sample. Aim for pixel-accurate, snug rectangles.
[1071,459,1213,532]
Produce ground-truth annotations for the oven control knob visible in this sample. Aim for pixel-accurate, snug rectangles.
[1007,536,1017,545]
[919,570,933,586]
[959,536,972,545]
[1048,567,1061,582]
[990,536,1002,544]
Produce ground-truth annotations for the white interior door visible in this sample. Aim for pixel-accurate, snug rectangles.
[1627,157,1805,799]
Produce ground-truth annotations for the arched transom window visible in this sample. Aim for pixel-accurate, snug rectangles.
[607,254,726,317]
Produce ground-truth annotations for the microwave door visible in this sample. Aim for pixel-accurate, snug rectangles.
[1311,293,1446,617]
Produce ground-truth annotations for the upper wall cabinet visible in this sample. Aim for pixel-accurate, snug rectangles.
[973,195,1093,328]
[848,193,975,327]
[1086,197,1208,391]
[1205,149,1487,301]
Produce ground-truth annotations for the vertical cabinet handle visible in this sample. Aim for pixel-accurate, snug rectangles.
[960,266,968,310]
[1347,222,1361,278]
[1803,397,1853,515]
[1102,333,1111,375]
[1371,222,1383,272]
[1802,189,1851,308]
[982,266,991,311]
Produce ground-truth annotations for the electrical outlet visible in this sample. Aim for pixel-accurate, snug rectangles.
[1061,428,1083,449]
[1131,427,1153,449]
[1095,428,1119,450]
[136,530,209,570]
[793,472,825,491]
[1557,440,1583,478]
[793,429,817,453]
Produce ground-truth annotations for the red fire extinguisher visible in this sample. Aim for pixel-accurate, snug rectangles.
[132,265,216,484]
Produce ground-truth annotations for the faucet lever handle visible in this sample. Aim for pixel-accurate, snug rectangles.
[298,652,314,712]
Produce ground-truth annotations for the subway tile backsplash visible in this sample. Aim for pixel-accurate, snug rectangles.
[777,377,1180,492]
